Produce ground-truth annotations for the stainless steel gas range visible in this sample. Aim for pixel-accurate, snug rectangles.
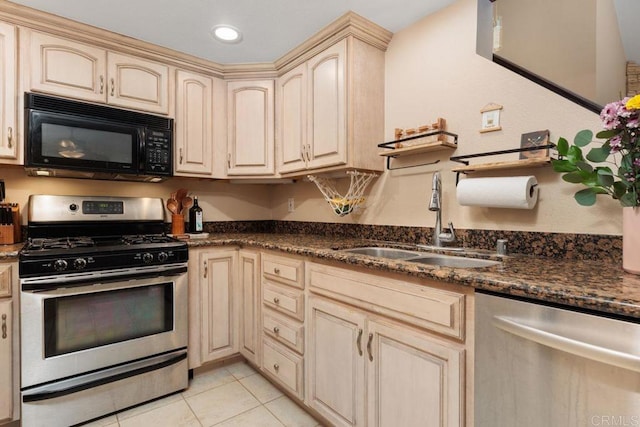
[19,195,189,427]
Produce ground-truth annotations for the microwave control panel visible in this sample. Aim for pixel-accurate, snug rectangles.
[145,130,172,175]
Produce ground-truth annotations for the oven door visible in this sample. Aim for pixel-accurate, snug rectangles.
[20,271,187,389]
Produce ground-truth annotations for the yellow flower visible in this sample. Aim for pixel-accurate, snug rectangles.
[626,94,640,110]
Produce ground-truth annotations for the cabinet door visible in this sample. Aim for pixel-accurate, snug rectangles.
[367,320,464,427]
[277,63,307,173]
[28,31,107,103]
[107,52,169,114]
[306,39,347,170]
[226,80,275,175]
[0,299,12,422]
[238,250,259,365]
[174,69,214,176]
[306,296,365,427]
[0,22,17,162]
[200,249,239,363]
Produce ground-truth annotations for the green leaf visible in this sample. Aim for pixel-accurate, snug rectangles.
[575,161,593,173]
[551,159,578,172]
[566,145,584,163]
[574,129,593,147]
[596,129,621,139]
[620,192,638,207]
[596,167,614,176]
[556,137,569,156]
[613,181,628,199]
[562,172,587,183]
[596,173,614,187]
[575,189,597,206]
[586,146,611,163]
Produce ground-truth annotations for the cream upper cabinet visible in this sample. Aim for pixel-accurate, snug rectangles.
[0,298,12,424]
[27,31,169,114]
[226,79,275,176]
[277,37,385,176]
[0,21,18,162]
[174,69,214,176]
[238,250,260,365]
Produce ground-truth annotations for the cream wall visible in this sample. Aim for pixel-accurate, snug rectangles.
[271,0,621,236]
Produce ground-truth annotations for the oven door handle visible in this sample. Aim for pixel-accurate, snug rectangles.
[22,349,187,402]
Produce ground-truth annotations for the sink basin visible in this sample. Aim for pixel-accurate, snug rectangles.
[408,254,500,268]
[341,247,422,259]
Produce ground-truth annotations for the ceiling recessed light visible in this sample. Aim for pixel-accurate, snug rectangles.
[211,25,242,43]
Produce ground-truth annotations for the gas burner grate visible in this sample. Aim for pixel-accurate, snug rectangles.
[27,237,96,250]
[121,234,174,245]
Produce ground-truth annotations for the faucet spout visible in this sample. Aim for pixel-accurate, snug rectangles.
[428,172,457,247]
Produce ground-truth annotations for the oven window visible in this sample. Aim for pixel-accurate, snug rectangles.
[43,283,173,357]
[42,122,133,163]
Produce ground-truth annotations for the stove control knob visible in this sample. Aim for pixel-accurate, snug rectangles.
[53,259,68,271]
[142,253,154,264]
[74,258,87,270]
[158,252,169,262]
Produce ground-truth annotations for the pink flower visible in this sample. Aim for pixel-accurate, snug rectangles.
[634,158,640,167]
[609,134,623,152]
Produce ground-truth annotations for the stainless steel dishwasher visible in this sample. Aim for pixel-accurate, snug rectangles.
[475,291,640,426]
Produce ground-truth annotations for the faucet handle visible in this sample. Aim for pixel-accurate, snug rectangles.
[439,221,457,243]
[447,221,456,241]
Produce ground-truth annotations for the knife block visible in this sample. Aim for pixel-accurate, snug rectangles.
[0,204,20,244]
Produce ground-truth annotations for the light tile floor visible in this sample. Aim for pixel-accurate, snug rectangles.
[84,361,323,427]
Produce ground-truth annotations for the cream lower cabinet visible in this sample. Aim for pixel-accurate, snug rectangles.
[238,250,260,365]
[26,30,170,114]
[306,262,467,427]
[0,21,17,163]
[188,248,239,368]
[0,262,17,424]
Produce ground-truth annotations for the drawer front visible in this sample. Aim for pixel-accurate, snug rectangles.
[307,262,466,340]
[262,254,304,289]
[0,263,12,298]
[262,337,304,400]
[263,309,304,354]
[263,282,304,321]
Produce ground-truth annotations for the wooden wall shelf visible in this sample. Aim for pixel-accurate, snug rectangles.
[378,130,458,170]
[451,157,551,173]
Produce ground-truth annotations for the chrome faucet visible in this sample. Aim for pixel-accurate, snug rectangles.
[428,171,456,247]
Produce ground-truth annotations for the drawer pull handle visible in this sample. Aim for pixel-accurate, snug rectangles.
[99,75,104,94]
[1,314,6,339]
[367,333,373,361]
[273,267,280,274]
[356,328,363,356]
[273,363,279,372]
[203,261,208,278]
[7,127,12,149]
[273,326,280,334]
[110,78,115,96]
[273,297,280,304]
[179,148,184,164]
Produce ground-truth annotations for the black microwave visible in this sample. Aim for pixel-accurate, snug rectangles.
[24,93,173,182]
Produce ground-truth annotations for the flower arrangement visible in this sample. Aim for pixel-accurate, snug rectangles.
[552,94,640,207]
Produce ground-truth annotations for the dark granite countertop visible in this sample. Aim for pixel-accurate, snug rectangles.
[186,233,640,319]
[4,233,638,319]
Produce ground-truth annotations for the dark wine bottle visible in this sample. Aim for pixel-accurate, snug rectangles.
[188,196,203,233]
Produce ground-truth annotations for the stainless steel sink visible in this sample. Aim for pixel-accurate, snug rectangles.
[341,247,422,259]
[408,254,500,268]
[341,247,501,268]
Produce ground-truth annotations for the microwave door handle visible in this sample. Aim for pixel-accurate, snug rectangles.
[493,315,640,373]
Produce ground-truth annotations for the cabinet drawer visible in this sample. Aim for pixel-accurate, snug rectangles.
[0,264,12,298]
[263,282,304,321]
[262,254,304,289]
[263,309,304,354]
[307,262,466,340]
[262,337,304,400]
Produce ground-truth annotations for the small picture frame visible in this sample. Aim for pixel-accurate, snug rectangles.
[519,130,550,159]
[480,103,503,133]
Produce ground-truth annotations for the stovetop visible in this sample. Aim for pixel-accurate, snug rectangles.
[23,234,182,252]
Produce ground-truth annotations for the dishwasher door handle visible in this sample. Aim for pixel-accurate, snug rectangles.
[493,315,640,373]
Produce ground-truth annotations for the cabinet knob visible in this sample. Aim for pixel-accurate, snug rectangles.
[273,363,279,372]
[7,127,12,149]
[273,267,280,275]
[273,326,280,334]
[1,314,6,339]
[273,297,280,304]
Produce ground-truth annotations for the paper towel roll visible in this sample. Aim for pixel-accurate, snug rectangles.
[456,176,538,209]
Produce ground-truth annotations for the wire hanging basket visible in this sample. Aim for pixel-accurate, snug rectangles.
[308,171,378,216]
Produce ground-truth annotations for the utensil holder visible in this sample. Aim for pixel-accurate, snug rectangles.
[171,214,185,235]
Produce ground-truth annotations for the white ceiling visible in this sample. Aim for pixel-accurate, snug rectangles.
[8,0,455,64]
